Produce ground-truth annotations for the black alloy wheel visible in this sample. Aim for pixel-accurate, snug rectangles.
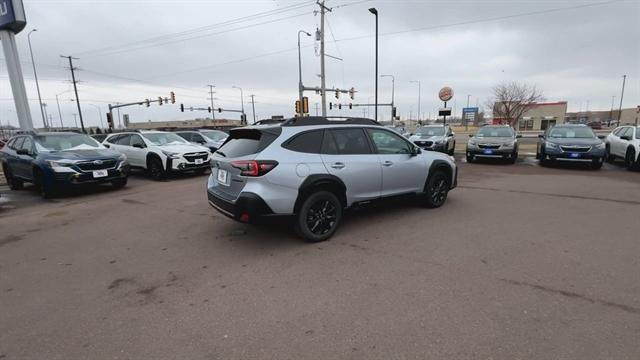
[424,171,449,208]
[295,191,342,242]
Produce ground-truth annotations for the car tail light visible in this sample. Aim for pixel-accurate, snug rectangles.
[230,160,278,176]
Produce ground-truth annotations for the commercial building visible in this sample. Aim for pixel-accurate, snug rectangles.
[493,101,568,131]
[565,107,639,126]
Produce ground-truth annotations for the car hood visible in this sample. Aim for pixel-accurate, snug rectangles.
[410,135,445,141]
[470,137,515,144]
[160,143,210,153]
[545,138,602,146]
[39,147,121,160]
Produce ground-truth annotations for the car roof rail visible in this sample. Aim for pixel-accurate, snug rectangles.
[281,116,380,127]
[15,130,37,135]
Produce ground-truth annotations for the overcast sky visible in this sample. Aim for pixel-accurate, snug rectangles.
[1,0,639,129]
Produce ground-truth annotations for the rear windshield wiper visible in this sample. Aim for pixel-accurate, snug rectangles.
[216,151,227,157]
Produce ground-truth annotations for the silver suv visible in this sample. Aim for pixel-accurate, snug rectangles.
[207,117,457,242]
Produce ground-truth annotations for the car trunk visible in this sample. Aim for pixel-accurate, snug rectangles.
[210,127,281,202]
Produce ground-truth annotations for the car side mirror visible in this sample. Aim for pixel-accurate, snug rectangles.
[516,134,523,138]
[538,134,544,138]
[16,149,30,155]
[133,143,145,149]
[468,134,473,138]
[411,147,421,157]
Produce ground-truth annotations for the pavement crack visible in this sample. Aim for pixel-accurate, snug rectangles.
[0,234,24,248]
[500,278,640,315]
[461,186,640,205]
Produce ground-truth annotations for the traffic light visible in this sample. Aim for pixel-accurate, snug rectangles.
[241,113,247,125]
[170,91,176,104]
[180,104,184,112]
[106,112,113,128]
[208,107,212,113]
[338,104,342,110]
[158,97,163,105]
[329,102,333,110]
[145,99,150,107]
[392,106,397,120]
[349,87,355,100]
[218,108,222,113]
[295,100,301,114]
[302,96,309,114]
[335,90,340,99]
[349,103,352,109]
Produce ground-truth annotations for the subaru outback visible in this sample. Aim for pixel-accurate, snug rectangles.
[207,117,457,242]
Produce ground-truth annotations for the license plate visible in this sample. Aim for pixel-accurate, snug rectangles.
[92,170,108,178]
[195,158,204,165]
[483,150,493,155]
[569,153,580,158]
[217,168,228,185]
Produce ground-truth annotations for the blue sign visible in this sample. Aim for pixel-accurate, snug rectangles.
[0,0,26,34]
[462,107,479,114]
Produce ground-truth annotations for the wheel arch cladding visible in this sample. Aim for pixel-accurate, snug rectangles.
[294,174,347,214]
[427,160,453,189]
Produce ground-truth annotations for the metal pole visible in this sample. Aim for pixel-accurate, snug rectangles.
[443,101,447,126]
[116,103,122,129]
[73,113,78,128]
[89,104,104,129]
[297,30,310,116]
[56,93,64,128]
[232,85,245,123]
[1,30,34,131]
[319,1,329,117]
[410,80,420,123]
[609,96,615,127]
[381,74,394,124]
[250,94,256,123]
[42,103,48,129]
[369,8,378,121]
[208,84,216,121]
[466,94,471,131]
[27,29,46,128]
[617,75,626,123]
[61,55,85,133]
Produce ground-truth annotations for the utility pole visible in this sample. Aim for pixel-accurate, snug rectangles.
[232,85,245,123]
[116,103,122,129]
[249,94,256,123]
[315,102,319,116]
[42,103,48,128]
[208,84,216,121]
[369,8,378,121]
[55,93,63,128]
[609,96,615,127]
[618,75,626,123]
[28,29,46,128]
[381,75,395,124]
[72,113,78,128]
[61,55,85,133]
[318,1,331,116]
[298,30,311,116]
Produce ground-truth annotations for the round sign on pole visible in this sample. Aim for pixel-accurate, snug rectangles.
[439,87,454,102]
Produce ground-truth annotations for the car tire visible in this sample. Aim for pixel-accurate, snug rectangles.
[605,145,615,163]
[3,164,23,190]
[466,154,474,163]
[294,191,342,243]
[539,149,549,166]
[424,170,450,208]
[592,158,603,170]
[448,141,455,156]
[111,177,128,189]
[625,148,637,170]
[33,168,55,199]
[508,152,518,164]
[148,156,165,181]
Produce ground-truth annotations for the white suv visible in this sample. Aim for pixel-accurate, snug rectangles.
[605,126,640,170]
[104,131,212,180]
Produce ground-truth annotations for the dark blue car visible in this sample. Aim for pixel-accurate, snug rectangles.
[536,124,606,169]
[0,132,130,198]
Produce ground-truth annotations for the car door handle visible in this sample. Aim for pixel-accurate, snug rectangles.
[382,161,393,167]
[331,162,345,169]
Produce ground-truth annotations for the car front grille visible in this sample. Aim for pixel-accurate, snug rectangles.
[76,160,117,171]
[560,146,591,153]
[478,144,501,150]
[184,152,209,163]
[415,141,433,147]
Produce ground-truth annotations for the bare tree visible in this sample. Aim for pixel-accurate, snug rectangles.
[488,82,544,127]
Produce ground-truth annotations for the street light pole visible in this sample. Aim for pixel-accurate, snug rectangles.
[55,93,64,128]
[27,29,47,129]
[250,95,256,123]
[381,74,394,124]
[89,104,104,129]
[369,8,378,122]
[208,84,216,121]
[297,30,311,117]
[609,96,615,127]
[232,86,245,123]
[618,75,626,123]
[466,94,471,131]
[410,80,421,123]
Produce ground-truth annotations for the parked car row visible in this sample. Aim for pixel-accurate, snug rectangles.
[0,129,228,198]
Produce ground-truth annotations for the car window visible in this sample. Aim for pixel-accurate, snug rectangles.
[618,127,630,139]
[324,129,371,155]
[142,132,188,146]
[366,128,412,154]
[12,137,24,150]
[636,127,640,140]
[416,127,445,136]
[192,134,205,143]
[201,130,227,142]
[612,128,623,136]
[476,127,514,137]
[176,132,191,141]
[217,128,280,158]
[116,134,132,145]
[20,137,34,152]
[5,138,15,149]
[34,134,102,151]
[130,134,145,147]
[283,130,324,153]
[106,134,121,144]
[548,127,595,139]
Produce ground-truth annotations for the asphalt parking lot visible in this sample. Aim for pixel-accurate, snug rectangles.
[1,157,639,359]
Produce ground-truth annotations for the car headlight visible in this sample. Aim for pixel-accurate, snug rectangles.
[502,142,514,148]
[468,141,477,147]
[595,143,606,149]
[46,160,78,173]
[545,141,559,149]
[161,150,181,159]
[435,139,444,144]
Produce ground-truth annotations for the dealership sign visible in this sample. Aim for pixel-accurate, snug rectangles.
[0,0,26,33]
[438,87,454,102]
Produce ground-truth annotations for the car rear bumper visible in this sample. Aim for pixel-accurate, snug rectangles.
[207,190,276,223]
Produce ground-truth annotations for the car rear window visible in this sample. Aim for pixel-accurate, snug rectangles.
[218,128,281,158]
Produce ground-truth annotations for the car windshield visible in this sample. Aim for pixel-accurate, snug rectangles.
[142,132,188,145]
[201,130,227,142]
[476,127,513,137]
[548,127,595,139]
[416,127,445,136]
[34,134,102,151]
[637,127,640,140]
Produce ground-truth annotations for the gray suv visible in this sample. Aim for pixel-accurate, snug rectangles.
[207,117,457,242]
